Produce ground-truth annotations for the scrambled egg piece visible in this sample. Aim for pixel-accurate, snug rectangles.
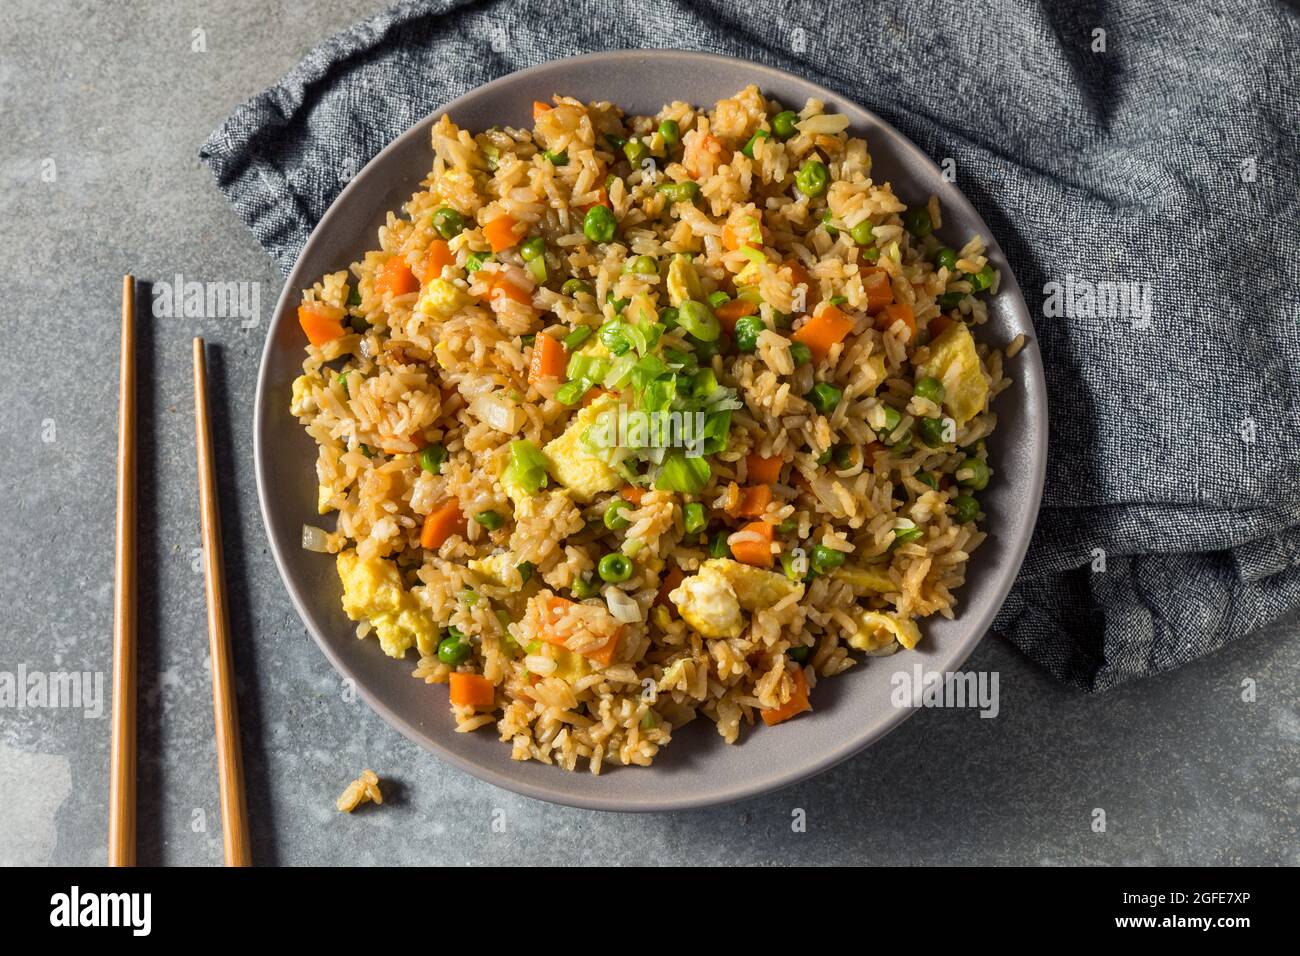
[290,374,318,416]
[666,254,704,306]
[847,610,922,654]
[416,278,468,318]
[337,550,438,658]
[670,558,804,639]
[317,483,335,515]
[468,551,524,589]
[916,322,988,427]
[833,563,896,593]
[542,394,622,503]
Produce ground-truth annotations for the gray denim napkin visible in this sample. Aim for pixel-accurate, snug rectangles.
[200,0,1300,691]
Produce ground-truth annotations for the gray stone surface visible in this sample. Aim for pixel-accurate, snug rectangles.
[0,0,1295,866]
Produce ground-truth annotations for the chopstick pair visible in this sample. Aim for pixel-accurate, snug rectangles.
[110,276,252,867]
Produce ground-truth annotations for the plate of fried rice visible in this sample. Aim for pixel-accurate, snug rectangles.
[256,50,1047,810]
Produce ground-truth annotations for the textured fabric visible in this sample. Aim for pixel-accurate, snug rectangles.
[200,0,1300,691]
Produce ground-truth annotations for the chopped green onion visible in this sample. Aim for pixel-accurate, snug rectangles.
[655,451,711,494]
[564,326,593,351]
[474,510,504,530]
[677,300,720,341]
[683,502,707,534]
[504,439,549,494]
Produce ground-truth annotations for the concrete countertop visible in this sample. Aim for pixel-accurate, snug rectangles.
[1,0,1295,866]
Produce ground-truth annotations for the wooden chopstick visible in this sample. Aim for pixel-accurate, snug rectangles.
[110,275,137,867]
[192,338,252,867]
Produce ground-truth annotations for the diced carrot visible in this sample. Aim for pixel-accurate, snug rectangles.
[877,302,916,341]
[578,187,610,218]
[714,296,757,334]
[790,303,855,361]
[448,672,495,708]
[928,315,953,339]
[422,239,454,282]
[859,266,894,314]
[721,219,761,252]
[620,486,645,505]
[656,564,684,607]
[540,596,621,665]
[374,256,418,297]
[582,386,613,407]
[420,499,466,550]
[731,520,774,568]
[729,484,772,519]
[297,302,346,347]
[532,100,552,122]
[784,259,816,305]
[685,133,730,179]
[527,334,567,384]
[484,214,521,253]
[487,270,533,307]
[761,667,811,726]
[745,452,784,485]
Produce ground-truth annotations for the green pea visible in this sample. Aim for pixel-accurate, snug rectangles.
[820,209,839,236]
[810,544,846,574]
[659,306,680,329]
[772,110,799,140]
[437,634,471,666]
[473,510,504,530]
[357,443,375,459]
[968,263,996,292]
[879,405,902,435]
[623,139,648,164]
[583,205,617,243]
[706,290,731,309]
[917,417,948,447]
[933,247,958,272]
[776,517,798,535]
[418,444,447,474]
[605,133,626,151]
[516,561,535,584]
[432,206,466,239]
[542,149,568,166]
[741,129,769,159]
[917,472,940,490]
[795,160,829,197]
[708,530,731,559]
[937,291,964,309]
[677,300,720,342]
[520,236,546,261]
[561,278,591,297]
[626,255,658,276]
[656,181,700,204]
[519,334,536,348]
[787,644,812,664]
[889,429,913,453]
[789,341,813,367]
[859,245,881,263]
[832,444,856,469]
[563,326,593,350]
[914,376,945,404]
[850,219,875,246]
[346,286,362,307]
[815,447,833,465]
[903,206,933,237]
[336,371,350,396]
[808,382,843,414]
[683,502,707,534]
[952,494,980,524]
[957,457,991,490]
[598,552,633,583]
[571,574,599,600]
[603,500,633,531]
[733,315,765,352]
[465,251,492,273]
[658,119,680,146]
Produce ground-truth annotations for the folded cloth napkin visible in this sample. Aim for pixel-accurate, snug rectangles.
[201,0,1300,691]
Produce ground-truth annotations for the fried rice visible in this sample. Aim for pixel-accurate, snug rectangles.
[289,85,1018,773]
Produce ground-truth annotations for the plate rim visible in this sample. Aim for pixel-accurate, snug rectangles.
[254,48,1048,812]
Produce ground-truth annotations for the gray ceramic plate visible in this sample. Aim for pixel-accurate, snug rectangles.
[255,50,1047,811]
